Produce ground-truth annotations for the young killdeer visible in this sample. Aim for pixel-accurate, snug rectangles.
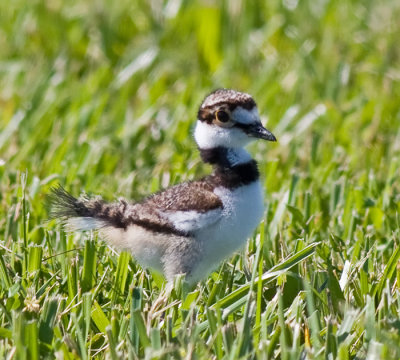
[50,89,276,284]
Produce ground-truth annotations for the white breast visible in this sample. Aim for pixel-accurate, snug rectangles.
[192,181,264,279]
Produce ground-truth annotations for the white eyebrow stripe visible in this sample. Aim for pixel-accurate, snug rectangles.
[232,107,259,125]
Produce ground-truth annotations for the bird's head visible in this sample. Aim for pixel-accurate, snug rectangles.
[194,89,276,149]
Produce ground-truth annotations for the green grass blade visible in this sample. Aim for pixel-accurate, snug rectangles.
[39,297,59,345]
[214,242,318,309]
[27,245,42,274]
[131,310,150,348]
[374,245,400,300]
[91,300,110,333]
[0,252,11,290]
[112,251,130,303]
[25,320,39,360]
[81,236,97,293]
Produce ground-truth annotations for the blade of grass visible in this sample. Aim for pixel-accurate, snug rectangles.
[112,251,130,303]
[214,242,318,309]
[81,235,97,293]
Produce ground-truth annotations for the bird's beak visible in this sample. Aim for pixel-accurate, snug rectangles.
[248,123,277,141]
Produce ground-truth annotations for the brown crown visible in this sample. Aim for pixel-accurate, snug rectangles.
[197,89,257,123]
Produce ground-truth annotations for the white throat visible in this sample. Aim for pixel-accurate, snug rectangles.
[194,120,253,149]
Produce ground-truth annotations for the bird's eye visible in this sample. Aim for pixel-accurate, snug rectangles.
[216,110,230,123]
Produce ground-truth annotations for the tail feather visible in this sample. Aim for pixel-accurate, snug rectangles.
[48,186,129,231]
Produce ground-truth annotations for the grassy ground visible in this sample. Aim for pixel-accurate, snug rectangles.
[1,0,400,358]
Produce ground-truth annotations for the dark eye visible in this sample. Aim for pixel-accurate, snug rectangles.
[216,110,230,123]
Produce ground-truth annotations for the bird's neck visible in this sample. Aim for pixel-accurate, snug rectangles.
[199,147,260,188]
[199,147,252,167]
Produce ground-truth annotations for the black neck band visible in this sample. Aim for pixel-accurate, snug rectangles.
[199,147,230,166]
[199,147,260,189]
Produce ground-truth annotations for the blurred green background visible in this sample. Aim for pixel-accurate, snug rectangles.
[2,0,399,194]
[1,0,400,358]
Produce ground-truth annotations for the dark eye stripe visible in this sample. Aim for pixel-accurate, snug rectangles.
[198,104,256,123]
[197,108,214,123]
[233,122,252,133]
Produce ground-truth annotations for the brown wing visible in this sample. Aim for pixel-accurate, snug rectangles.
[123,180,223,235]
[142,180,223,213]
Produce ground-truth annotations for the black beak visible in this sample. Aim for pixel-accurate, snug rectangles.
[246,123,277,141]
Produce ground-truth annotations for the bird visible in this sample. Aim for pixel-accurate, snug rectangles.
[50,89,276,284]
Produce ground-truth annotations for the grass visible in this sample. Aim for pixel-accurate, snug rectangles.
[1,0,400,358]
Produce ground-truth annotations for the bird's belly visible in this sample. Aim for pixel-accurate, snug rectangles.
[105,225,167,273]
[196,181,264,271]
